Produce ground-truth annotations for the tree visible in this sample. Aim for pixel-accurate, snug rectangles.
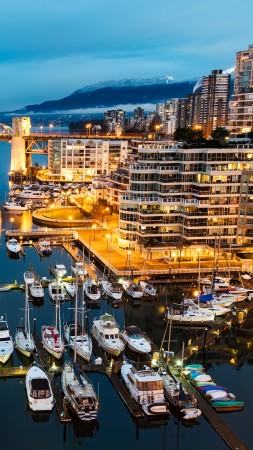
[211,127,229,144]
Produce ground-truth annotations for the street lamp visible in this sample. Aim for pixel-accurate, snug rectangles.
[49,123,53,136]
[86,123,91,137]
[93,224,96,240]
[10,217,14,231]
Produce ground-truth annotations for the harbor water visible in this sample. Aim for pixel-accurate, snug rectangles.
[0,141,253,450]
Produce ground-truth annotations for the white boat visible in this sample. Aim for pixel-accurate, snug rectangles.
[0,316,14,364]
[122,279,143,299]
[139,279,157,297]
[64,321,92,362]
[101,280,123,301]
[121,361,169,416]
[6,238,21,257]
[15,278,35,358]
[30,280,44,300]
[91,313,125,357]
[84,278,101,304]
[165,303,215,325]
[48,280,65,302]
[15,190,50,200]
[53,264,67,278]
[64,280,76,298]
[61,361,99,422]
[38,239,52,255]
[120,325,151,354]
[3,201,30,211]
[213,292,246,304]
[71,261,86,280]
[183,299,230,317]
[41,325,64,359]
[24,271,35,286]
[25,362,54,411]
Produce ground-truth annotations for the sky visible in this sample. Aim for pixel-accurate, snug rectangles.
[0,0,252,111]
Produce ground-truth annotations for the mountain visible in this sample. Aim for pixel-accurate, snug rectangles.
[9,76,199,114]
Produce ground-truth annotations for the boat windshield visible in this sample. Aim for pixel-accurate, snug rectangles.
[31,379,51,399]
[137,380,163,391]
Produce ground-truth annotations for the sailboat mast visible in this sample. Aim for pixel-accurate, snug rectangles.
[74,274,78,363]
[25,280,29,335]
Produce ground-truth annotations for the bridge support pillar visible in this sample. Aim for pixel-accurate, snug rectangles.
[10,117,31,172]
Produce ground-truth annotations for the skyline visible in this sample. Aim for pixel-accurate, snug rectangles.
[0,0,252,112]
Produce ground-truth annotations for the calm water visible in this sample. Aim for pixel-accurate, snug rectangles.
[0,140,253,450]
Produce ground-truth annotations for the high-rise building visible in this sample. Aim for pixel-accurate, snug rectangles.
[200,70,230,138]
[104,109,126,132]
[229,44,253,137]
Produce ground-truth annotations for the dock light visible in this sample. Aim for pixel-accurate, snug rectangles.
[19,366,23,371]
[194,290,199,298]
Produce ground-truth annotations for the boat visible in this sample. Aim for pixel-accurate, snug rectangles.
[139,279,157,297]
[64,280,76,298]
[48,280,65,302]
[64,322,92,362]
[120,325,152,354]
[101,279,123,301]
[71,261,86,281]
[24,270,35,286]
[165,303,215,325]
[121,360,170,416]
[0,315,14,364]
[91,313,125,357]
[15,190,50,200]
[38,239,52,255]
[183,299,230,317]
[3,201,30,211]
[184,364,244,412]
[61,361,99,422]
[61,278,99,422]
[30,280,44,300]
[41,325,64,360]
[84,278,101,305]
[15,276,35,358]
[52,264,67,279]
[25,362,54,411]
[6,238,21,258]
[122,279,143,299]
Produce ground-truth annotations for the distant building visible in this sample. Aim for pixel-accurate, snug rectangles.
[104,109,126,133]
[229,44,253,137]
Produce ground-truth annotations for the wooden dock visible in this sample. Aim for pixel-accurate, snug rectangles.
[0,366,28,378]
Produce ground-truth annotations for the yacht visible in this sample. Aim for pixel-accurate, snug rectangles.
[101,279,123,301]
[91,313,125,357]
[71,261,86,281]
[0,316,14,364]
[64,280,76,298]
[61,362,99,422]
[48,280,65,302]
[30,280,44,300]
[38,239,52,255]
[84,278,101,305]
[3,201,30,211]
[6,238,21,258]
[165,303,215,325]
[64,322,92,362]
[139,279,157,297]
[120,325,151,354]
[26,362,54,411]
[41,325,64,359]
[15,190,50,200]
[122,279,143,299]
[53,264,67,278]
[183,299,230,317]
[24,271,35,286]
[121,361,169,416]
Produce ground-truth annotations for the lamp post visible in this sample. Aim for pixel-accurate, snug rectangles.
[106,234,110,252]
[93,224,96,241]
[86,124,91,137]
[49,123,53,136]
[10,217,14,231]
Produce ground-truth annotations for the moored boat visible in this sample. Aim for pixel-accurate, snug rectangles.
[165,303,215,325]
[3,201,30,211]
[64,321,92,362]
[0,315,14,364]
[101,279,123,301]
[91,313,125,357]
[6,238,21,258]
[30,280,44,300]
[120,325,151,354]
[41,325,64,359]
[38,239,52,255]
[25,362,54,411]
[139,279,157,297]
[122,279,143,299]
[48,280,65,302]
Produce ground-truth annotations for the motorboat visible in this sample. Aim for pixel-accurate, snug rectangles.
[30,280,44,300]
[91,313,125,357]
[158,368,201,420]
[52,264,67,279]
[38,239,52,255]
[48,280,65,302]
[6,238,21,258]
[84,278,101,305]
[24,271,35,286]
[213,292,246,304]
[122,279,143,299]
[3,201,30,211]
[0,316,14,364]
[101,279,123,301]
[120,325,151,354]
[71,261,86,281]
[61,361,99,422]
[25,362,54,411]
[139,279,157,297]
[15,190,50,200]
[64,321,92,362]
[165,303,215,325]
[121,360,169,416]
[15,279,35,358]
[41,325,64,359]
[183,299,230,317]
[64,280,76,298]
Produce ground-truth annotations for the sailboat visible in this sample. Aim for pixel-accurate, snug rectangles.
[15,273,35,358]
[64,277,92,362]
[61,276,99,422]
[122,253,143,299]
[101,241,123,303]
[41,297,64,360]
